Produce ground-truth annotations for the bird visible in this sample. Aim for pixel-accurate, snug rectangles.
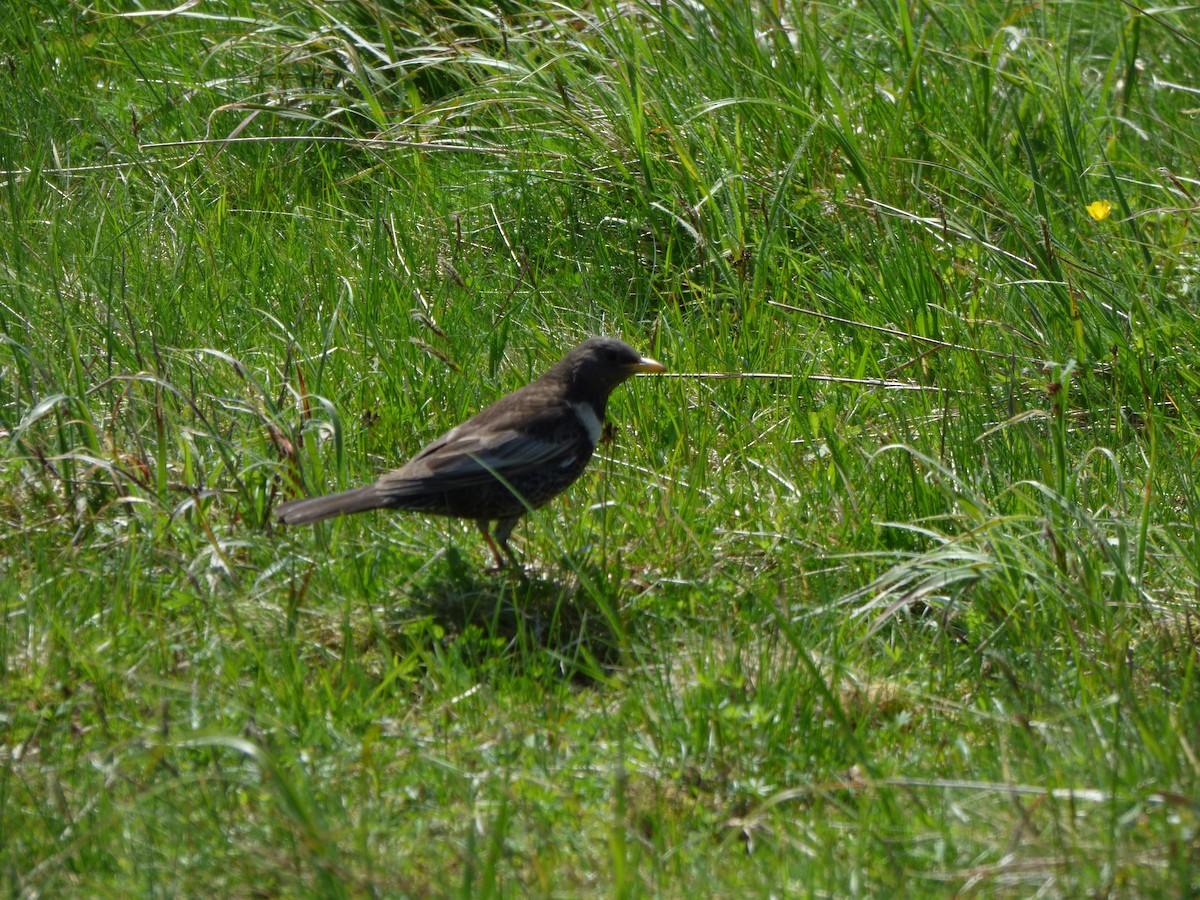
[275,336,666,568]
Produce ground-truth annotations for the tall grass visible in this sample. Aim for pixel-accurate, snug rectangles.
[2,0,1198,894]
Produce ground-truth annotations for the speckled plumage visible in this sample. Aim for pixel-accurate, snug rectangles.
[275,337,665,567]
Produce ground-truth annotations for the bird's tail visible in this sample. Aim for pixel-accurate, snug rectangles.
[275,484,385,525]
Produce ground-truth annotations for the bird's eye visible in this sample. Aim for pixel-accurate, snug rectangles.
[604,349,618,362]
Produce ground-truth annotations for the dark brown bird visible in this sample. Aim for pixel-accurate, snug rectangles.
[275,337,665,567]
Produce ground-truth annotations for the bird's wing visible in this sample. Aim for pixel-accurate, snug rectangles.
[374,418,586,498]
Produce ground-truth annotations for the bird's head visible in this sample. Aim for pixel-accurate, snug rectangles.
[549,336,666,403]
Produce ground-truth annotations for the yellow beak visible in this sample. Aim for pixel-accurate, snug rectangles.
[629,356,666,374]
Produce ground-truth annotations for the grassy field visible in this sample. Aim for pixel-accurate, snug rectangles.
[2,0,1198,895]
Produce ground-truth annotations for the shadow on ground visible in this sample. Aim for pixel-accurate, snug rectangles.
[383,548,632,684]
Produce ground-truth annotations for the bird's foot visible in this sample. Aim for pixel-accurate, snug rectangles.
[485,561,527,580]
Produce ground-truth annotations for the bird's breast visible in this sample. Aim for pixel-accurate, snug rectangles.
[569,401,604,446]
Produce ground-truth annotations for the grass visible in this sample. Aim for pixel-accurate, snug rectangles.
[2,0,1199,894]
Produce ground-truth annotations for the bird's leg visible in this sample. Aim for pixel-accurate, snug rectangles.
[477,520,509,569]
[492,516,523,569]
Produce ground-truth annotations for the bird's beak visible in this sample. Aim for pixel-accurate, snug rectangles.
[629,355,666,374]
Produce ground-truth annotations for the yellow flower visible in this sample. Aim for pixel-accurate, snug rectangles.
[1086,199,1112,221]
